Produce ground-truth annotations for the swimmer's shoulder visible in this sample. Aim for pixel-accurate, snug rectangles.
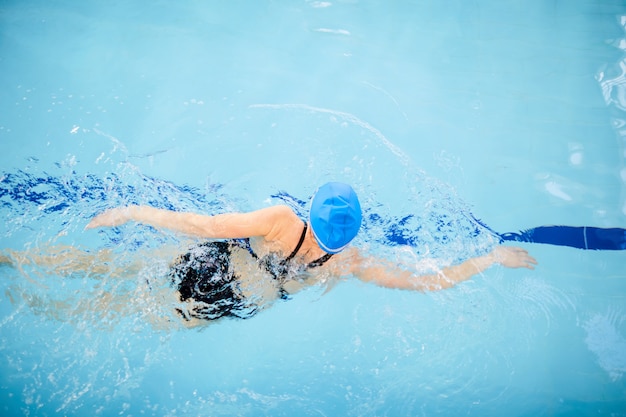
[260,204,298,217]
[321,247,362,277]
[255,205,301,229]
[249,205,301,247]
[246,204,297,221]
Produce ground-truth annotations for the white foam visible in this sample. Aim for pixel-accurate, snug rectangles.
[310,1,332,8]
[314,28,350,36]
[583,310,626,381]
[545,181,572,201]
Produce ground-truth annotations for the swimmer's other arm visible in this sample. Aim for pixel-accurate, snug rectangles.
[86,205,294,239]
[344,246,536,292]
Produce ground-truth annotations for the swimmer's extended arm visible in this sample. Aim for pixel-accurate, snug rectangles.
[349,246,536,292]
[86,205,295,239]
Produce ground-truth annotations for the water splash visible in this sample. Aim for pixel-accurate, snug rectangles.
[252,103,499,263]
[583,307,626,381]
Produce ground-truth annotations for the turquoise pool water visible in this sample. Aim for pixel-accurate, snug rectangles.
[1,0,625,415]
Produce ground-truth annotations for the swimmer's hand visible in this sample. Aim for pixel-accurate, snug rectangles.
[490,246,537,269]
[86,207,134,229]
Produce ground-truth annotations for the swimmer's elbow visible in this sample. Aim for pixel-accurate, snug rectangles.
[183,213,223,237]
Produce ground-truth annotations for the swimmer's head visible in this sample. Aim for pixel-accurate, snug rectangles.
[309,182,362,254]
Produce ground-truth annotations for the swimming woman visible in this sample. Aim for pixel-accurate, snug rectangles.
[81,182,537,323]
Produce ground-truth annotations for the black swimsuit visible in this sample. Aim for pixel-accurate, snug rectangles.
[169,222,332,321]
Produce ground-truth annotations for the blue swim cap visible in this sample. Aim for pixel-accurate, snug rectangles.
[309,182,362,254]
